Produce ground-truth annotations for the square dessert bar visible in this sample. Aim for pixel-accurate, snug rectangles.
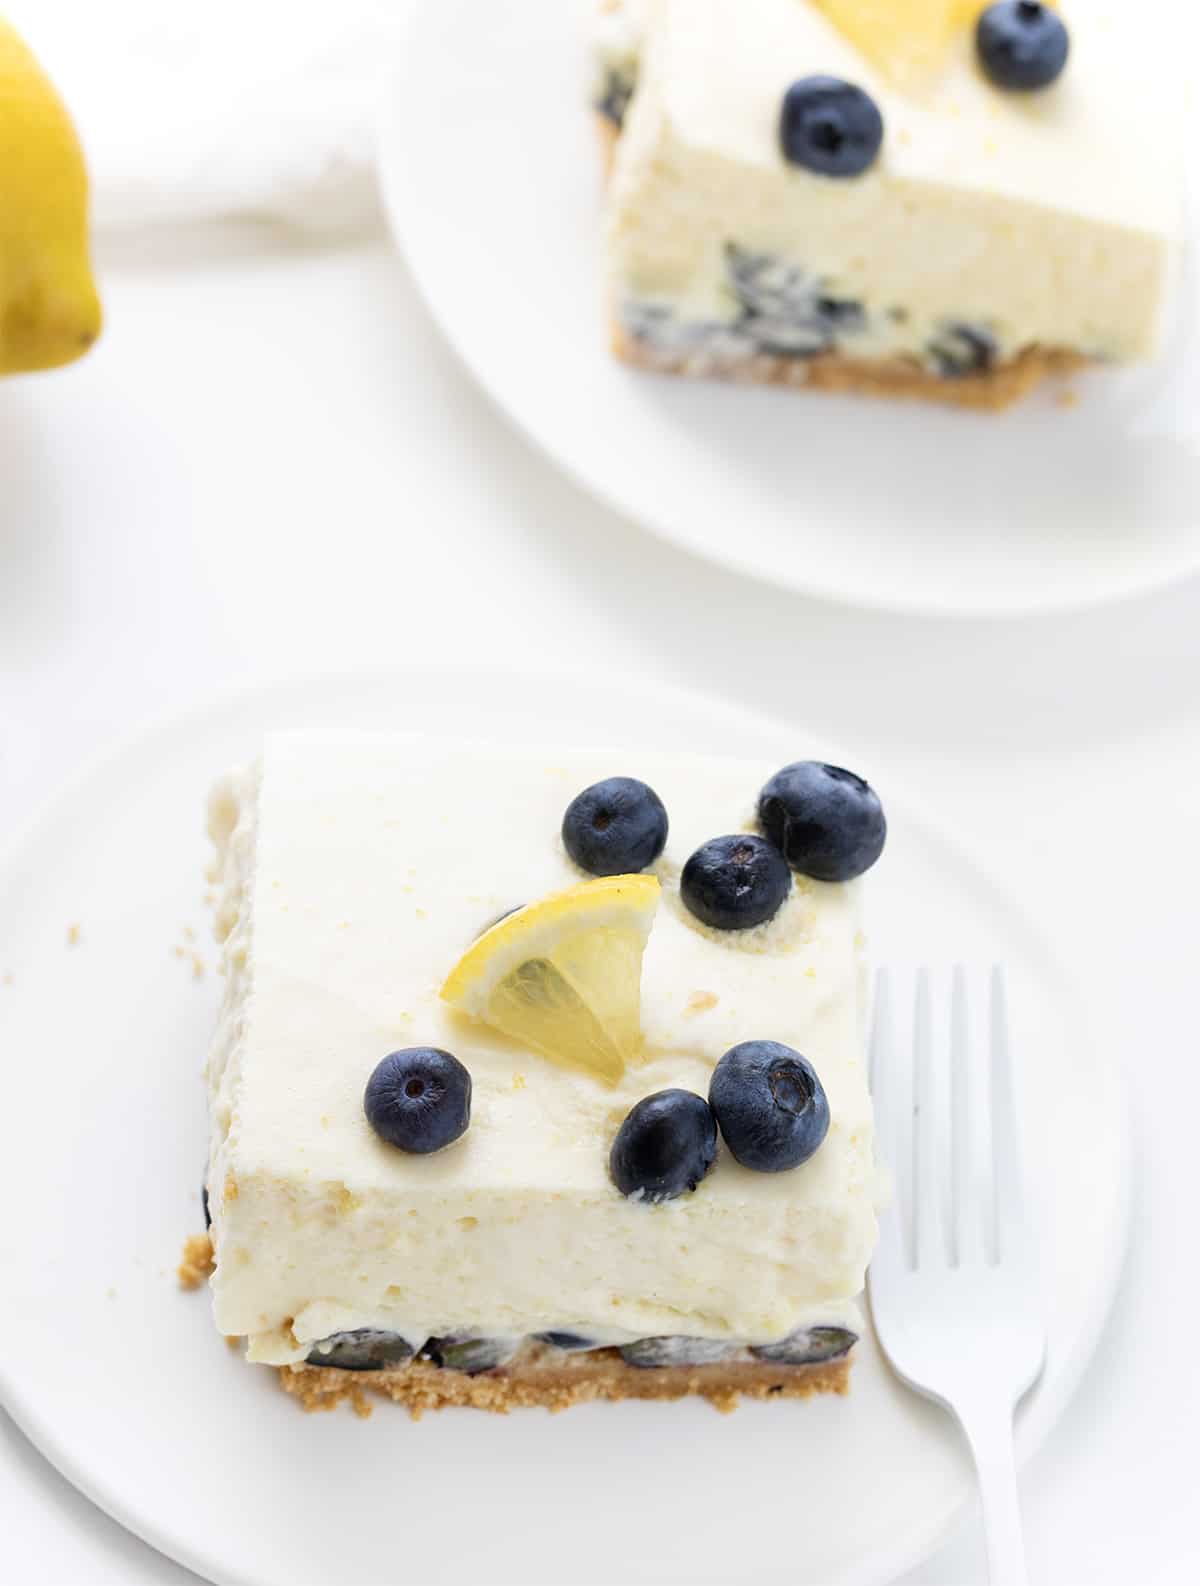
[204,732,878,1413]
[592,0,1182,408]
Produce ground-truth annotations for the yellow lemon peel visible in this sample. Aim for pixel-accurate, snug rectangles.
[0,20,101,374]
[441,875,659,1085]
[812,0,1058,87]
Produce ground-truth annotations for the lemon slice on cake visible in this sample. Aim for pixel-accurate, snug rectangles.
[440,874,659,1084]
[812,0,958,82]
[813,0,1058,85]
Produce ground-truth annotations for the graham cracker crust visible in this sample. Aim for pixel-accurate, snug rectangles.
[177,1232,214,1290]
[280,1345,852,1419]
[596,111,620,178]
[596,114,1086,411]
[612,320,1085,412]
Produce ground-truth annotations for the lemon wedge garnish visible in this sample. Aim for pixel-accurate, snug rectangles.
[812,0,1056,86]
[0,20,102,374]
[440,874,660,1085]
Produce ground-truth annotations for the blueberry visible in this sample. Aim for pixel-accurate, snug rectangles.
[751,1325,858,1365]
[364,1048,471,1154]
[305,1329,415,1371]
[610,1089,717,1202]
[725,246,865,358]
[976,2,1068,91]
[928,322,996,379]
[816,295,866,329]
[202,1180,211,1230]
[619,1336,735,1369]
[681,834,791,931]
[757,761,886,882]
[623,300,677,348]
[597,65,637,128]
[562,777,669,876]
[535,1331,601,1352]
[709,1041,830,1173]
[780,76,884,178]
[423,1335,521,1374]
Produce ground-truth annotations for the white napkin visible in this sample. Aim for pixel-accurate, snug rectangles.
[5,0,412,235]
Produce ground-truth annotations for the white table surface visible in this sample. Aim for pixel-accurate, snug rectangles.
[2,230,1199,1586]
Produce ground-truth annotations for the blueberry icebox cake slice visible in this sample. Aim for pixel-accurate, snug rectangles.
[192,733,886,1415]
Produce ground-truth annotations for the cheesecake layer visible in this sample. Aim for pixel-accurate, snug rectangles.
[205,733,876,1366]
[599,0,1182,377]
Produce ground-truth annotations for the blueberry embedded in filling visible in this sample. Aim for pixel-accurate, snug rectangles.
[927,322,997,380]
[422,1335,522,1374]
[621,255,869,369]
[726,245,865,359]
[623,252,1015,380]
[305,1329,416,1371]
[622,301,675,347]
[816,295,867,332]
[750,1325,858,1366]
[303,1327,856,1373]
[596,64,638,129]
[535,1331,602,1352]
[619,1336,736,1369]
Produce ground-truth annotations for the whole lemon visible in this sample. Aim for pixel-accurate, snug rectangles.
[0,18,101,374]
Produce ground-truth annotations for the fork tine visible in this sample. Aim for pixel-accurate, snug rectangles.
[950,966,984,1267]
[869,966,889,1093]
[990,965,1028,1262]
[912,968,946,1268]
[868,969,906,1274]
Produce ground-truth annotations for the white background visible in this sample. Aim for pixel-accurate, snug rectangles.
[2,230,1199,1584]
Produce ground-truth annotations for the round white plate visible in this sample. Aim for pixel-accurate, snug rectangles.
[378,0,1200,618]
[0,667,1126,1586]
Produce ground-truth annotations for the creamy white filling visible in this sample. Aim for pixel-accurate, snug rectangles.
[204,734,878,1367]
[599,0,1183,368]
[204,765,260,1147]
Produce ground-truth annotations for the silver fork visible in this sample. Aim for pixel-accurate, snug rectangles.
[868,967,1046,1586]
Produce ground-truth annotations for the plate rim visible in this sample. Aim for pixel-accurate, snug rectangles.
[375,0,1200,622]
[0,663,1132,1586]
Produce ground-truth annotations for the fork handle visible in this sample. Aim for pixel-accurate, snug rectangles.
[956,1396,1028,1586]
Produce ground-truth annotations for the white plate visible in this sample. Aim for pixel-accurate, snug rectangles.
[0,666,1126,1586]
[378,0,1200,618]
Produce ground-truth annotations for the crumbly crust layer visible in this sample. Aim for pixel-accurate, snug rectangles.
[596,111,620,177]
[178,1233,215,1290]
[280,1347,851,1418]
[611,321,1085,411]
